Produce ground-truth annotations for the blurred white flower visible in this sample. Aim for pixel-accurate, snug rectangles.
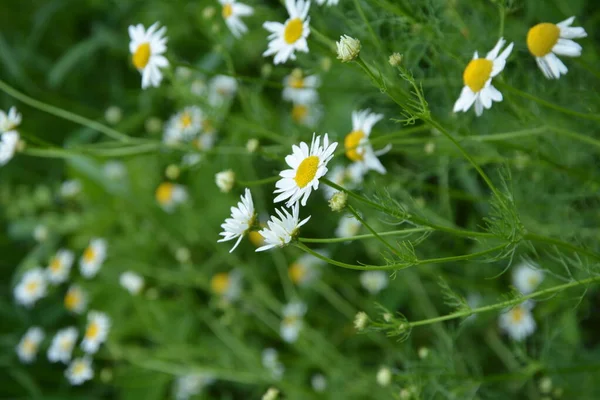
[215,170,235,193]
[336,35,361,62]
[220,0,254,38]
[290,102,322,127]
[16,327,44,363]
[155,182,188,212]
[376,366,392,387]
[288,251,327,286]
[512,261,544,295]
[354,311,368,331]
[81,311,111,354]
[79,238,107,278]
[33,224,48,242]
[103,161,126,180]
[210,269,243,302]
[256,203,310,252]
[263,0,311,64]
[14,268,47,307]
[46,249,75,284]
[218,188,255,252]
[322,164,364,199]
[163,106,204,144]
[360,270,389,295]
[64,284,88,314]
[104,106,122,125]
[0,106,22,132]
[246,138,259,153]
[120,271,145,295]
[311,373,327,392]
[262,348,285,380]
[0,130,20,166]
[65,357,94,385]
[48,327,78,364]
[280,301,307,343]
[173,373,215,400]
[335,214,361,238]
[128,22,169,89]
[499,301,536,341]
[60,179,82,198]
[209,75,238,106]
[388,52,403,66]
[345,109,389,175]
[282,69,320,104]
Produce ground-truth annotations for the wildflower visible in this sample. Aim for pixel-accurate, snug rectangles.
[453,37,513,116]
[104,106,122,125]
[60,179,82,198]
[203,6,216,19]
[527,17,587,79]
[46,249,75,284]
[360,270,389,295]
[335,214,361,238]
[376,366,392,387]
[215,170,235,193]
[246,138,259,153]
[128,22,169,89]
[288,251,326,286]
[280,301,307,342]
[103,161,126,180]
[274,133,337,207]
[354,311,368,331]
[256,203,310,252]
[262,348,285,379]
[80,238,107,278]
[263,388,280,400]
[539,376,553,394]
[345,109,389,174]
[191,78,207,96]
[218,188,256,252]
[163,106,204,144]
[0,106,22,132]
[322,164,364,199]
[263,0,311,64]
[329,189,347,212]
[0,130,20,166]
[512,261,544,295]
[119,271,145,295]
[47,327,78,364]
[499,301,536,341]
[219,0,253,38]
[173,374,215,400]
[283,69,320,104]
[175,247,191,263]
[208,75,238,106]
[14,268,47,307]
[155,182,188,212]
[315,0,338,6]
[64,284,88,314]
[16,327,44,363]
[311,374,327,392]
[388,52,403,67]
[81,311,111,354]
[65,357,94,385]
[33,224,48,242]
[418,347,430,360]
[291,102,322,127]
[336,35,361,62]
[210,270,243,302]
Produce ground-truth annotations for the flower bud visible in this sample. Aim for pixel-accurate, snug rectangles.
[388,52,403,67]
[376,367,392,387]
[329,191,347,212]
[336,35,361,63]
[354,311,368,331]
[215,170,235,193]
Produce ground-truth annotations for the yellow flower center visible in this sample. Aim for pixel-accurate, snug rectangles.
[289,69,305,88]
[85,321,99,340]
[23,338,36,353]
[202,119,214,133]
[284,18,303,44]
[288,263,306,284]
[283,316,298,326]
[83,246,96,263]
[50,258,62,272]
[25,281,39,294]
[211,273,230,295]
[249,230,265,247]
[180,112,192,128]
[510,306,524,323]
[73,361,86,375]
[291,104,308,123]
[155,182,174,205]
[527,23,560,57]
[527,276,539,287]
[61,338,72,350]
[344,130,365,161]
[463,58,493,92]
[222,3,233,18]
[294,156,319,188]
[65,290,81,310]
[132,42,151,70]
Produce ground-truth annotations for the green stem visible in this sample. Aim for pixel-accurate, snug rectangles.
[298,227,432,243]
[347,204,399,255]
[524,232,600,260]
[548,126,600,151]
[237,176,279,187]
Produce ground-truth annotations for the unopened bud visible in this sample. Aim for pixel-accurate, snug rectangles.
[165,164,180,180]
[389,52,403,67]
[336,35,361,63]
[329,191,347,212]
[215,170,235,193]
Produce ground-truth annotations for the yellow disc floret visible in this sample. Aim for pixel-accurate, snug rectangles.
[83,246,96,263]
[132,43,151,70]
[288,263,306,284]
[527,23,560,57]
[211,273,230,295]
[85,321,99,340]
[344,130,365,161]
[155,182,174,205]
[294,156,319,188]
[222,3,233,18]
[510,306,524,323]
[284,18,303,44]
[180,112,192,128]
[65,289,81,310]
[463,59,493,93]
[291,104,308,123]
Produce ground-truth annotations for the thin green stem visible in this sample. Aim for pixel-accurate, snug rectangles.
[347,204,399,255]
[548,126,600,151]
[524,232,600,260]
[237,176,279,187]
[298,227,432,243]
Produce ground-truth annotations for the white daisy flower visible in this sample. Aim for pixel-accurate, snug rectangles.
[81,311,111,354]
[33,224,48,242]
[0,107,22,132]
[65,356,94,385]
[103,161,127,180]
[256,203,311,252]
[155,182,188,212]
[344,109,390,174]
[335,214,361,238]
[527,17,587,79]
[173,374,215,400]
[210,269,243,302]
[263,0,311,65]
[64,284,88,314]
[47,327,78,364]
[128,22,169,89]
[322,164,364,199]
[288,251,327,286]
[215,169,235,193]
[163,106,204,144]
[315,0,338,6]
[220,0,254,38]
[291,102,322,127]
[16,327,44,363]
[499,301,536,341]
[79,238,107,278]
[119,271,145,295]
[283,69,320,104]
[360,270,389,295]
[14,268,47,308]
[512,261,544,295]
[218,188,256,252]
[311,373,327,392]
[59,179,81,198]
[208,75,238,107]
[46,249,75,284]
[0,130,20,167]
[280,301,307,343]
[453,37,514,117]
[274,133,337,207]
[262,348,285,380]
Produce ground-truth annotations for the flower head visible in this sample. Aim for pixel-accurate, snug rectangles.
[163,106,204,144]
[218,188,256,252]
[155,182,188,212]
[64,284,88,314]
[262,348,285,379]
[215,170,236,193]
[120,271,145,295]
[335,214,361,238]
[65,357,94,385]
[291,102,322,127]
[256,203,310,252]
[311,373,327,392]
[280,301,307,342]
[512,261,544,295]
[79,238,107,278]
[360,270,389,295]
[354,311,368,331]
[16,327,45,363]
[48,327,78,364]
[81,311,111,354]
[527,16,587,79]
[336,35,361,62]
[0,131,20,167]
[208,75,238,106]
[0,107,22,132]
[329,191,348,212]
[453,38,514,116]
[263,0,311,64]
[283,69,320,104]
[210,269,243,302]
[60,179,81,198]
[499,301,536,341]
[14,268,47,307]
[46,249,75,284]
[128,22,169,89]
[288,251,327,286]
[173,374,215,400]
[274,133,337,207]
[219,0,254,38]
[345,109,389,174]
[376,367,392,387]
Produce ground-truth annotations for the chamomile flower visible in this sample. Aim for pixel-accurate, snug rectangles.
[335,214,361,238]
[262,348,285,380]
[280,301,307,343]
[0,106,22,132]
[163,107,204,144]
[79,238,107,278]
[220,0,254,38]
[60,179,82,198]
[208,75,238,106]
[315,0,338,6]
[0,130,20,167]
[263,0,311,65]
[210,269,243,302]
[16,327,45,363]
[65,357,94,385]
[48,327,78,364]
[174,374,215,400]
[46,249,75,284]
[128,22,169,89]
[344,109,389,174]
[103,161,127,180]
[256,203,311,252]
[14,268,47,307]
[119,271,145,295]
[527,17,587,79]
[216,169,235,193]
[81,311,111,354]
[64,284,88,314]
[288,251,327,286]
[155,182,188,212]
[274,133,337,207]
[283,69,320,104]
[512,261,544,295]
[312,374,327,392]
[218,188,256,252]
[499,301,536,341]
[360,271,389,295]
[453,37,514,117]
[291,102,322,127]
